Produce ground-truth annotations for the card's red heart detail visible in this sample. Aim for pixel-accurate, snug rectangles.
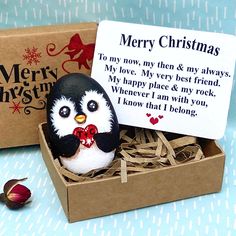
[73,124,98,148]
[150,117,159,125]
[158,115,164,119]
[146,113,151,117]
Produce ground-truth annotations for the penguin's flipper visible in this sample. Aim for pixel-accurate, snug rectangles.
[94,132,120,153]
[55,134,80,157]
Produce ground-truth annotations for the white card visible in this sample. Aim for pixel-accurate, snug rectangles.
[91,20,236,139]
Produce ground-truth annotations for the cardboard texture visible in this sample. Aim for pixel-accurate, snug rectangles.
[0,23,97,148]
[39,123,225,223]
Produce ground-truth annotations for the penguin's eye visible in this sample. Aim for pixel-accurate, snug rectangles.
[59,106,71,118]
[87,100,98,112]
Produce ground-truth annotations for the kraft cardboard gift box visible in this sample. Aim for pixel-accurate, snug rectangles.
[0,22,97,148]
[38,122,225,223]
[0,22,225,223]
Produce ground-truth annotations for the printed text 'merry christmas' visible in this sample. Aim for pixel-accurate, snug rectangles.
[120,34,155,52]
[119,33,221,56]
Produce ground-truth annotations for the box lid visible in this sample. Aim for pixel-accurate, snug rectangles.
[0,22,97,148]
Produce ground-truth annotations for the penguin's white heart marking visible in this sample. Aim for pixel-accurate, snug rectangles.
[73,124,98,148]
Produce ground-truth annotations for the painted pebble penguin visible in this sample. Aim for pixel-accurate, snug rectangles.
[47,73,119,174]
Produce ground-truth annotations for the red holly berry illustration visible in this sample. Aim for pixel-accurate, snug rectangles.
[46,33,95,73]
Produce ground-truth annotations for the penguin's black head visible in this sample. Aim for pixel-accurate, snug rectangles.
[47,73,118,138]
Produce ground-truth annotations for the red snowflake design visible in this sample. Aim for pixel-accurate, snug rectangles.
[23,47,41,65]
[9,101,24,114]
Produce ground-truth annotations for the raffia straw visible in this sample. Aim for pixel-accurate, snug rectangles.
[156,131,176,166]
[55,127,205,183]
[120,160,127,183]
[155,138,163,156]
[145,129,155,143]
[120,129,128,139]
[121,150,161,163]
[169,136,197,149]
[135,142,159,149]
[194,147,204,160]
[103,159,121,176]
[121,134,134,143]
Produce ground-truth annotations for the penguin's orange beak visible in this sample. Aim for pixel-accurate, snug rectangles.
[75,114,86,124]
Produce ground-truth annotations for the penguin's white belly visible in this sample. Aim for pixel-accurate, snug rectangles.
[60,145,115,174]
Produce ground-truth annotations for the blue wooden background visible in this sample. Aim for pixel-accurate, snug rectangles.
[0,1,235,235]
